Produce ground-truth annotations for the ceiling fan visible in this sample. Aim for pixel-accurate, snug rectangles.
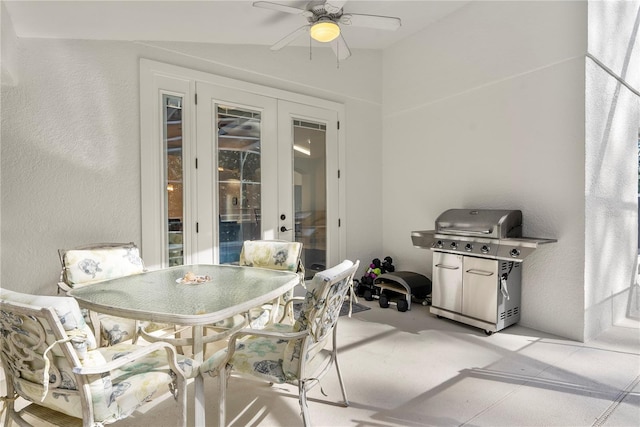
[253,0,401,61]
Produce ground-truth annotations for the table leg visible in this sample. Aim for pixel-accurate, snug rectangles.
[192,325,205,426]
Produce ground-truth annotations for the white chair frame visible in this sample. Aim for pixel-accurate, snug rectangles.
[213,260,360,427]
[0,298,187,427]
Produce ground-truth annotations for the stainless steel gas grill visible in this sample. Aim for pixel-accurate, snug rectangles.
[412,209,556,334]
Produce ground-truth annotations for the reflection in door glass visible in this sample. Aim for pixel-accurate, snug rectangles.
[217,106,262,264]
[293,120,327,279]
[164,95,184,266]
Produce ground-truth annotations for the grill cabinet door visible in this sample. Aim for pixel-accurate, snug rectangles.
[432,252,463,313]
[462,257,499,323]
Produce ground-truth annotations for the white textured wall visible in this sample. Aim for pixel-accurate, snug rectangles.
[1,1,18,86]
[1,40,142,295]
[0,39,382,295]
[382,0,588,340]
[585,0,640,339]
[3,1,637,341]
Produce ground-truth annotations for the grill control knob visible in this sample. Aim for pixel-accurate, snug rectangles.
[450,242,458,250]
[436,240,444,248]
[465,243,473,252]
[481,245,490,254]
[510,248,521,258]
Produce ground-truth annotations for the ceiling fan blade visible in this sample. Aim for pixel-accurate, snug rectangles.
[331,33,351,61]
[253,1,313,18]
[270,25,310,51]
[324,0,348,14]
[340,13,401,31]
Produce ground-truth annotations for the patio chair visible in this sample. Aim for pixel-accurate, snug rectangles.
[0,289,194,427]
[199,259,360,427]
[238,239,304,327]
[57,242,146,346]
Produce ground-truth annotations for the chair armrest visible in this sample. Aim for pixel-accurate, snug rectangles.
[57,280,72,294]
[297,260,306,288]
[73,341,184,376]
[278,297,304,323]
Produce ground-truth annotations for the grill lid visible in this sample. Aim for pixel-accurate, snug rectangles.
[436,209,522,239]
[412,208,556,262]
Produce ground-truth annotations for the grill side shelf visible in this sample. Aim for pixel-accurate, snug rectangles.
[412,230,557,262]
[411,230,436,248]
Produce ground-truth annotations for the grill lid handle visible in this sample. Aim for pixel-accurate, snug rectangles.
[439,228,492,235]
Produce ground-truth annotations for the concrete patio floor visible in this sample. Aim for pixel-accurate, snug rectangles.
[2,297,639,426]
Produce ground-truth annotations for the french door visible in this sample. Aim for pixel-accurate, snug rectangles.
[277,100,339,277]
[195,84,338,275]
[194,83,277,265]
[140,61,342,273]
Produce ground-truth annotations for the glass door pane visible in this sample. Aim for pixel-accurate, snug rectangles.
[293,119,327,278]
[217,105,262,264]
[277,100,339,276]
[164,95,184,266]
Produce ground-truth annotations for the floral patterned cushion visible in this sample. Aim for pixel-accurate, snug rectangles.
[0,289,98,351]
[59,243,146,346]
[239,240,302,272]
[282,260,354,378]
[239,240,303,324]
[99,316,138,345]
[14,343,192,422]
[199,323,293,382]
[61,245,144,287]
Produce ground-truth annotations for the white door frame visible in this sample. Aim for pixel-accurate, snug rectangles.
[140,59,346,269]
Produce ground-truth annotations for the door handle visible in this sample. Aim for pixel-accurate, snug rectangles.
[466,269,494,276]
[435,264,459,270]
[280,226,292,232]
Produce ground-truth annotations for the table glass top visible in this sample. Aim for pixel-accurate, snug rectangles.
[68,264,299,324]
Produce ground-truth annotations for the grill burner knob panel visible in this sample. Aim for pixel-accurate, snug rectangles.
[450,242,458,250]
[481,245,491,254]
[465,243,473,252]
[436,240,444,248]
[510,248,521,258]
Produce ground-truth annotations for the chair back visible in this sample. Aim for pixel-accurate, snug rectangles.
[0,289,98,416]
[239,240,303,273]
[283,260,359,376]
[239,240,304,326]
[58,242,145,288]
[57,242,145,346]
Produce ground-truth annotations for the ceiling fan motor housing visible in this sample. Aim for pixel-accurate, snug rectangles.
[308,4,344,23]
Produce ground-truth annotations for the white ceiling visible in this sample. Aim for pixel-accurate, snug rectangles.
[3,0,470,51]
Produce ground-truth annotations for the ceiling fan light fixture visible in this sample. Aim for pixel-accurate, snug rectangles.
[310,20,340,43]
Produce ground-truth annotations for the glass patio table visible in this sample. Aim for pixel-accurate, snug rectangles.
[68,264,299,426]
